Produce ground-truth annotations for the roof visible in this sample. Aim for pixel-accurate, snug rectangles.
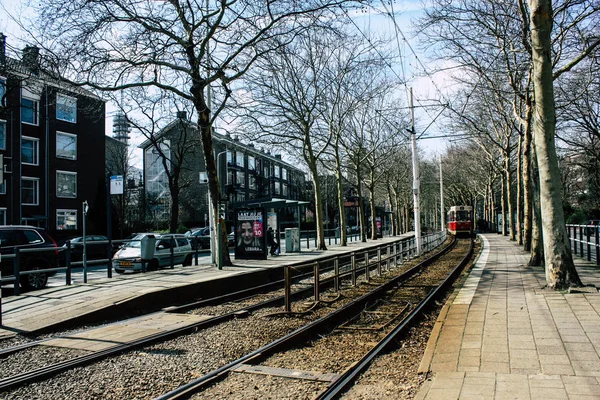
[138,117,302,171]
[2,57,105,102]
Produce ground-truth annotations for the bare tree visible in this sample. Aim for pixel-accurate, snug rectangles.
[31,0,360,264]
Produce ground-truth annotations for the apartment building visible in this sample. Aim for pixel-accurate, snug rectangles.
[0,36,106,240]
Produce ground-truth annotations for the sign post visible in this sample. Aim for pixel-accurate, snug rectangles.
[82,200,89,283]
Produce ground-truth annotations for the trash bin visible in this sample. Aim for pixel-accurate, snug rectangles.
[285,228,300,252]
[140,235,156,260]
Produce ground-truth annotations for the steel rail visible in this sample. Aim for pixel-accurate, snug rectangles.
[317,238,474,399]
[0,237,415,389]
[155,237,458,400]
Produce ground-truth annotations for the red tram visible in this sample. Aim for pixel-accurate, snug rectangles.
[447,205,473,236]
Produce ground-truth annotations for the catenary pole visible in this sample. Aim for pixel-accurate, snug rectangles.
[409,88,422,254]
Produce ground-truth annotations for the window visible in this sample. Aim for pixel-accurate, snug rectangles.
[237,172,245,187]
[227,170,234,185]
[236,152,244,167]
[256,158,262,174]
[282,183,288,196]
[57,209,77,230]
[56,93,77,123]
[264,166,269,177]
[226,150,233,165]
[21,97,39,125]
[21,137,39,165]
[236,193,245,202]
[249,175,257,190]
[248,156,255,171]
[274,165,280,178]
[57,170,77,198]
[22,177,39,205]
[282,168,287,181]
[0,208,5,225]
[0,180,6,194]
[274,181,281,195]
[0,120,5,150]
[56,132,77,160]
[23,230,43,244]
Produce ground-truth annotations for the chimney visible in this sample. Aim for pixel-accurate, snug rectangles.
[0,33,5,66]
[176,111,187,120]
[275,154,282,159]
[22,45,40,71]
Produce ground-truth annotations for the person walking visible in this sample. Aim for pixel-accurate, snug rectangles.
[267,227,277,256]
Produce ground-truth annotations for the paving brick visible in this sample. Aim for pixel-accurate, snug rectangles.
[539,364,575,376]
[479,362,510,373]
[529,386,568,399]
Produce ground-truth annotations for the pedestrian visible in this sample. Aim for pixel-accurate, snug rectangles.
[267,227,277,256]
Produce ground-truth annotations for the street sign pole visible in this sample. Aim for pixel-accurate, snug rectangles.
[83,200,89,283]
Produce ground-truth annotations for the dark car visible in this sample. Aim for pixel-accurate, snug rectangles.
[185,227,211,250]
[0,226,59,290]
[59,235,118,265]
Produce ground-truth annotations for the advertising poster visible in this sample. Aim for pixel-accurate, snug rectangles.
[235,208,267,260]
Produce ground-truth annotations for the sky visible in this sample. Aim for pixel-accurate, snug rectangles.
[0,0,450,167]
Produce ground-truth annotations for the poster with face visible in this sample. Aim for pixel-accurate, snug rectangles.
[235,208,267,260]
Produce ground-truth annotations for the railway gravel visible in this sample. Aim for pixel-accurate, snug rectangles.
[0,239,459,399]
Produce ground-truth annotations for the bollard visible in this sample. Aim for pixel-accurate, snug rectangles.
[13,248,20,296]
[596,228,600,266]
[284,266,291,313]
[66,240,72,285]
[313,262,320,303]
[579,226,584,257]
[170,237,175,269]
[365,252,369,282]
[351,252,356,286]
[334,258,339,293]
[386,246,391,271]
[107,238,113,279]
[572,226,578,257]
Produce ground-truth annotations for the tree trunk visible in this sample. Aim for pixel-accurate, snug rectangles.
[517,132,523,245]
[529,0,581,288]
[308,162,327,251]
[501,171,508,236]
[529,145,544,266]
[334,159,347,246]
[504,153,516,241]
[387,185,396,236]
[523,106,533,251]
[369,184,377,240]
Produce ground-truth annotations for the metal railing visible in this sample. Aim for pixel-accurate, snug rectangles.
[566,224,600,265]
[283,230,447,312]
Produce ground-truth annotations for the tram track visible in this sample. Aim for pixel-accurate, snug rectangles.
[0,237,420,394]
[156,237,473,400]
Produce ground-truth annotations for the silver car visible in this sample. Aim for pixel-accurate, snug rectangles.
[113,233,193,273]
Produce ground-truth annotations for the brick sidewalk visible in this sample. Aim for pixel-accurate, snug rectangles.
[416,234,600,400]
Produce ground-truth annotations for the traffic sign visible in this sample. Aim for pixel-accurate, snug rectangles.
[110,175,124,194]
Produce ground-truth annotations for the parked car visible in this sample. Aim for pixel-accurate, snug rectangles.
[0,226,59,290]
[184,227,211,250]
[112,233,193,273]
[58,235,118,265]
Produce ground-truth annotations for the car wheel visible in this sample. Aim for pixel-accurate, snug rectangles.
[148,259,159,271]
[20,263,49,291]
[183,254,192,267]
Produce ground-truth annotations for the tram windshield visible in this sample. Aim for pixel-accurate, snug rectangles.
[455,210,470,221]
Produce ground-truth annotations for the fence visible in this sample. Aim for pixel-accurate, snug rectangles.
[566,224,600,266]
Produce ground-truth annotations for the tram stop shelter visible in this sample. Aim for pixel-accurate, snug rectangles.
[232,198,310,260]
